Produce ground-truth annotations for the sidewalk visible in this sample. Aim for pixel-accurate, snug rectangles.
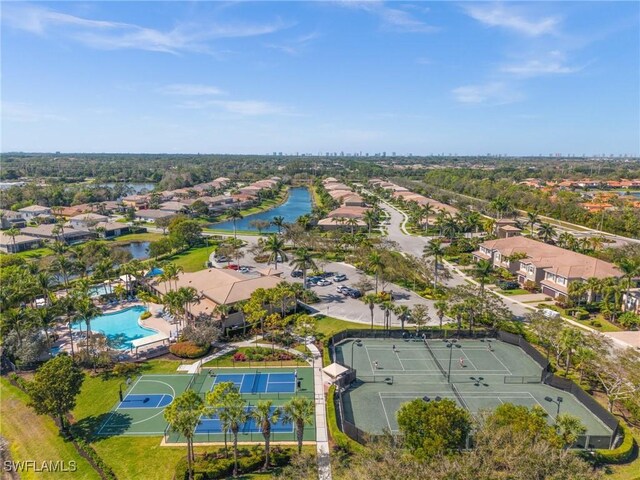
[306,342,332,480]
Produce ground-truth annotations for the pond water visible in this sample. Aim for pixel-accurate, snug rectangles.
[123,241,150,260]
[210,187,312,232]
[100,182,156,195]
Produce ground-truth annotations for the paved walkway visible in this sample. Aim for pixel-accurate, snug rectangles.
[306,342,332,480]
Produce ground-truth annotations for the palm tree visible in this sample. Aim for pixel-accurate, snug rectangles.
[472,259,493,297]
[559,328,583,377]
[585,277,602,305]
[162,262,184,292]
[363,294,377,330]
[490,196,511,219]
[346,217,360,235]
[163,390,204,480]
[527,211,540,237]
[228,208,243,240]
[557,232,577,250]
[394,305,411,332]
[5,227,20,253]
[282,396,315,454]
[363,209,377,236]
[616,258,640,299]
[422,239,444,290]
[555,414,586,450]
[178,287,200,323]
[219,391,248,477]
[263,235,287,270]
[271,216,285,235]
[434,300,447,328]
[75,295,100,356]
[422,203,435,234]
[289,248,317,290]
[251,400,281,470]
[367,251,385,294]
[537,222,557,243]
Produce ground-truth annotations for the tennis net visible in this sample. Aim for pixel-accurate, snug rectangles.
[359,375,394,384]
[251,373,260,393]
[424,340,447,377]
[451,383,469,411]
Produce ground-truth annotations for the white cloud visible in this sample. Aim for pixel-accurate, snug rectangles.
[2,102,67,122]
[338,0,437,33]
[452,82,523,105]
[463,4,560,37]
[1,4,289,54]
[158,84,226,96]
[212,100,290,116]
[501,52,582,77]
[266,32,320,55]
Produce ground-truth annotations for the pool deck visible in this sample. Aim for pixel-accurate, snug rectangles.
[51,301,174,358]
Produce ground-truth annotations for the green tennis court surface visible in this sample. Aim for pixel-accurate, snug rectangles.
[336,338,612,438]
[96,367,315,444]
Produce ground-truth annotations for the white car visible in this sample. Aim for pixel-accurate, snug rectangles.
[316,279,332,286]
[542,308,560,319]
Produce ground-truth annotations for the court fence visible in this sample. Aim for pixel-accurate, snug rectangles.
[328,329,620,450]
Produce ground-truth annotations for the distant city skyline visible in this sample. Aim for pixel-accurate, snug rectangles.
[2,1,639,155]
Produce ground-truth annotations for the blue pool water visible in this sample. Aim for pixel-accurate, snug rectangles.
[146,267,163,277]
[210,187,312,232]
[73,306,156,349]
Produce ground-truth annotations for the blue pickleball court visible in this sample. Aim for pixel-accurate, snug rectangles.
[212,372,296,394]
[195,407,293,434]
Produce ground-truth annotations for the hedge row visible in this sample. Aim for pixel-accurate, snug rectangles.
[169,341,210,359]
[72,439,117,480]
[326,385,364,455]
[596,423,637,464]
[175,447,295,480]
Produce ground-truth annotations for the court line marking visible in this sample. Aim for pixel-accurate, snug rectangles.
[459,350,479,371]
[364,345,376,373]
[97,375,144,435]
[378,392,394,433]
[115,380,177,426]
[487,350,513,375]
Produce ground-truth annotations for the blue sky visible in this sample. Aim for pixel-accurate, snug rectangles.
[2,1,639,155]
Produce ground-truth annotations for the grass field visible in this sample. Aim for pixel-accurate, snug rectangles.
[109,232,163,244]
[315,315,390,339]
[0,378,100,480]
[13,247,55,259]
[169,245,213,272]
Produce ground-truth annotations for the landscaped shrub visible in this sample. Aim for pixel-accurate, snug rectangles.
[112,362,140,377]
[232,352,247,362]
[169,341,210,359]
[232,346,295,362]
[596,423,636,464]
[140,311,152,320]
[567,308,590,321]
[327,385,364,454]
[175,447,296,479]
[618,312,640,329]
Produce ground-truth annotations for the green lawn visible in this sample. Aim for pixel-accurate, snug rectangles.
[109,232,163,244]
[14,246,55,259]
[0,378,100,480]
[497,288,531,296]
[168,245,213,272]
[315,315,388,339]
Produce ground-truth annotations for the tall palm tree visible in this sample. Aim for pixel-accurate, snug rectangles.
[346,217,359,235]
[362,209,377,236]
[557,232,577,250]
[422,203,435,234]
[472,259,493,297]
[394,305,411,332]
[75,295,100,356]
[367,251,385,294]
[282,396,314,454]
[423,239,445,290]
[263,235,287,270]
[251,400,281,471]
[434,300,447,329]
[162,262,184,292]
[363,294,377,330]
[559,328,583,377]
[163,390,204,480]
[178,287,200,323]
[271,216,285,234]
[616,258,640,299]
[527,211,540,237]
[228,208,243,240]
[537,222,557,243]
[5,227,20,253]
[289,248,317,290]
[585,277,602,305]
[220,391,248,477]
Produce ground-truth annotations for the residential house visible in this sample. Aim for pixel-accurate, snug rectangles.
[0,231,43,253]
[18,205,52,221]
[122,195,149,210]
[69,213,110,229]
[94,222,131,239]
[159,201,190,213]
[473,236,622,300]
[21,224,93,244]
[134,209,175,223]
[0,210,26,229]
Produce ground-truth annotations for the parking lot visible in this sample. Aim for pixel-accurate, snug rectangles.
[209,244,440,327]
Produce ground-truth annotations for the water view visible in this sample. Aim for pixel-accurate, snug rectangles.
[210,187,312,232]
[100,182,156,195]
[124,241,150,260]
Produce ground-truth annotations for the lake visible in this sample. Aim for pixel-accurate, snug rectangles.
[210,187,312,232]
[123,241,150,260]
[100,182,156,195]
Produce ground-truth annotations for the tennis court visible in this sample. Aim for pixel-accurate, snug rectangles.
[335,337,613,442]
[212,372,297,394]
[96,367,316,444]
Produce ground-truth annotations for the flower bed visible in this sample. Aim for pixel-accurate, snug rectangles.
[233,346,295,363]
[169,341,210,359]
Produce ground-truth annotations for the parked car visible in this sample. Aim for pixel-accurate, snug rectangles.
[226,264,239,270]
[316,279,332,286]
[214,255,229,263]
[347,289,362,299]
[239,266,250,274]
[336,285,349,293]
[332,274,347,282]
[291,270,303,278]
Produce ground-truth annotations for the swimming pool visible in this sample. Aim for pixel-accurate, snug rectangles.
[73,305,156,349]
[146,267,163,277]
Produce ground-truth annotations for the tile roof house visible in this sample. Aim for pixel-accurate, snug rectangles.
[18,205,52,221]
[0,231,43,253]
[69,213,110,229]
[21,224,93,243]
[473,236,622,299]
